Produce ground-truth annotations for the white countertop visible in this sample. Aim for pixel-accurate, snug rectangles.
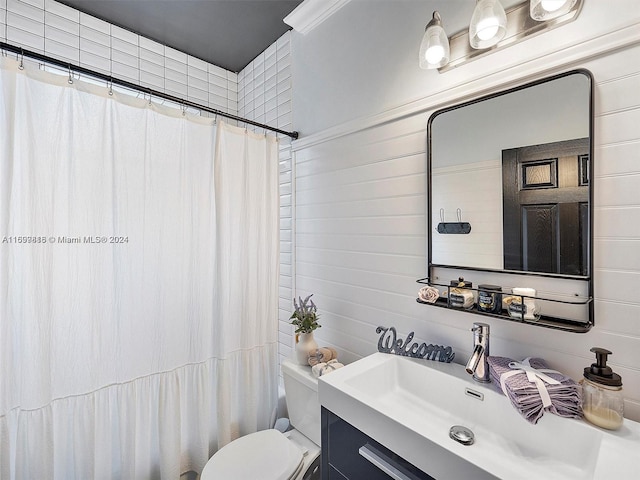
[318,352,640,480]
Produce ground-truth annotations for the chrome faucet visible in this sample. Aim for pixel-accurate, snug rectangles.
[465,322,490,383]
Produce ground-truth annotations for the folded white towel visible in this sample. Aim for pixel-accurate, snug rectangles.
[308,346,338,366]
[311,359,344,377]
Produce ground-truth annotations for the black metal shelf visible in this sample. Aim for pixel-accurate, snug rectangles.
[416,278,593,333]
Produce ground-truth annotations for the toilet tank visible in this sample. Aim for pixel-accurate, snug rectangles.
[281,359,321,446]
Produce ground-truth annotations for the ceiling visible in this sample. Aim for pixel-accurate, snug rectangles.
[57,0,303,73]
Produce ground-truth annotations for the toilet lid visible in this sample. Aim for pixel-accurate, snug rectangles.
[201,429,303,480]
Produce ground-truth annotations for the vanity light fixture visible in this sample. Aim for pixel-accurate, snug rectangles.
[421,0,584,72]
[419,11,450,69]
[469,0,507,49]
[530,0,578,21]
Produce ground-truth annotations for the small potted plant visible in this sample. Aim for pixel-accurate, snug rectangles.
[290,294,320,365]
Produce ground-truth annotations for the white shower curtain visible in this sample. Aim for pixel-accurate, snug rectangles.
[0,57,280,479]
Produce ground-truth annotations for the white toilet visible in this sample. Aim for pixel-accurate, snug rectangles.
[200,359,321,480]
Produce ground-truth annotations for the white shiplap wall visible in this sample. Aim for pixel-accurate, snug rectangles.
[237,32,295,370]
[0,0,238,115]
[291,41,640,422]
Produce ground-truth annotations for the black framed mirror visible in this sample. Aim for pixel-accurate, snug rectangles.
[424,70,593,332]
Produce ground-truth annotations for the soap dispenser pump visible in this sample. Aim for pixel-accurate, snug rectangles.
[581,347,624,430]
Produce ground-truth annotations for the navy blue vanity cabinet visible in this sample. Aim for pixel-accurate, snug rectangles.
[321,407,435,480]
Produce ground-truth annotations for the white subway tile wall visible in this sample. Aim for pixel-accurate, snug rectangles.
[238,32,294,369]
[1,0,238,116]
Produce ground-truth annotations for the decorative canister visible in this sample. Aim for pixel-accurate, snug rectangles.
[477,284,502,314]
[507,287,538,320]
[448,277,474,309]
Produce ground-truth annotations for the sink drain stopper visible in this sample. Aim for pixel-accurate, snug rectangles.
[449,425,475,446]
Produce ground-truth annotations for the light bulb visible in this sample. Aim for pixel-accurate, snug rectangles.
[469,0,507,49]
[476,17,500,40]
[530,0,577,21]
[541,0,566,12]
[425,44,445,65]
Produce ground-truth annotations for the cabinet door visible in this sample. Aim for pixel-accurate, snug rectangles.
[321,408,434,480]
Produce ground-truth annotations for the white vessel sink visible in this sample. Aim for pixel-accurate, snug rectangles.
[318,352,639,480]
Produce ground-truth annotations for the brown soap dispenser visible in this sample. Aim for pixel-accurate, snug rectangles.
[581,347,624,430]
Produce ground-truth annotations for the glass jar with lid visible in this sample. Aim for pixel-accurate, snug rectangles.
[581,347,624,430]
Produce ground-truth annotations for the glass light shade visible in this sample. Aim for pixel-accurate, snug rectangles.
[530,0,578,21]
[469,0,507,49]
[419,12,450,69]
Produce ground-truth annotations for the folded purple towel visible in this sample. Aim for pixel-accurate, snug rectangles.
[487,356,582,424]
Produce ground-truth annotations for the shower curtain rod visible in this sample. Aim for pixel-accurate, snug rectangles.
[0,41,299,140]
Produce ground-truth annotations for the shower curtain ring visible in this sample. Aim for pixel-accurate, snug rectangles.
[18,49,24,70]
[108,79,113,96]
[67,66,73,84]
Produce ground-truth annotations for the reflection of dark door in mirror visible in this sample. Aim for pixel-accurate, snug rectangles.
[502,138,589,275]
